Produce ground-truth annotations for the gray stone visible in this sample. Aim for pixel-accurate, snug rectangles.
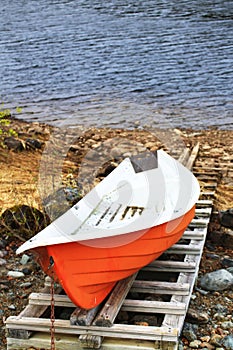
[20,282,32,289]
[4,136,24,151]
[20,254,30,265]
[213,303,228,314]
[7,271,25,278]
[186,308,209,324]
[199,269,233,291]
[221,257,233,268]
[0,258,7,266]
[219,209,233,229]
[227,267,233,275]
[221,321,233,329]
[221,335,233,350]
[182,323,197,341]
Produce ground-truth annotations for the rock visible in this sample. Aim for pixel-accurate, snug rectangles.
[221,335,233,350]
[20,254,31,265]
[219,209,233,229]
[189,340,201,348]
[0,239,7,249]
[227,267,233,275]
[182,323,197,341]
[213,303,229,314]
[4,136,24,151]
[208,230,233,248]
[0,204,49,239]
[221,257,233,268]
[186,308,209,324]
[0,250,7,258]
[20,282,32,289]
[0,258,7,266]
[221,321,233,330]
[7,271,25,278]
[210,334,223,346]
[200,342,215,349]
[43,186,83,220]
[8,304,16,310]
[25,138,43,150]
[199,269,233,291]
[21,267,32,275]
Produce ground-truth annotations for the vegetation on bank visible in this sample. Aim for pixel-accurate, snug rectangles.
[0,106,20,147]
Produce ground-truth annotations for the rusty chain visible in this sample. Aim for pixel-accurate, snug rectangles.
[49,256,56,350]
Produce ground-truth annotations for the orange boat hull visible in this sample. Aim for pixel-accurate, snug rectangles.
[33,206,195,309]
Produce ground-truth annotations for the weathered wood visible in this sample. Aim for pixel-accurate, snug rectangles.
[143,260,196,273]
[121,299,186,315]
[131,280,190,295]
[93,273,137,327]
[167,243,201,255]
[188,218,209,227]
[182,231,205,240]
[6,334,169,350]
[178,148,190,165]
[194,208,212,217]
[71,304,102,326]
[6,317,179,341]
[185,142,200,170]
[79,334,103,349]
[196,199,213,207]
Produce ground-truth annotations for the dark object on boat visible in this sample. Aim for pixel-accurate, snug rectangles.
[219,209,233,229]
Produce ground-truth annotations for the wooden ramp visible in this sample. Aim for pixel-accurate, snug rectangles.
[5,145,219,350]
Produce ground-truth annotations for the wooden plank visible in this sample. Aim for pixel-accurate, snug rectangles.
[6,334,170,350]
[185,143,199,170]
[143,260,196,273]
[70,304,102,326]
[194,208,212,217]
[188,218,209,227]
[178,148,190,165]
[182,231,205,240]
[121,299,186,315]
[131,280,190,295]
[196,199,213,207]
[167,243,201,255]
[93,273,137,327]
[6,317,179,341]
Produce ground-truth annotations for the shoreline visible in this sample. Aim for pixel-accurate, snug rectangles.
[1,116,232,214]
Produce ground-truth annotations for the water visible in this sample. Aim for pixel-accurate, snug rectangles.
[0,0,233,129]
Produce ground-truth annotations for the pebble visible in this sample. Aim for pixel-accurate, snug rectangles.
[199,269,233,291]
[20,254,31,265]
[8,304,16,310]
[186,308,209,324]
[189,340,201,348]
[0,258,7,266]
[7,271,25,278]
[200,342,215,350]
[213,303,228,314]
[221,335,233,350]
[182,323,197,341]
[19,282,32,289]
[221,321,233,330]
[221,257,233,268]
[210,334,222,346]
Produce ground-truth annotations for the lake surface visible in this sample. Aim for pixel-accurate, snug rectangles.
[0,0,233,129]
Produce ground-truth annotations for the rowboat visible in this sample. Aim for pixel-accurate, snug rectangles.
[17,150,200,309]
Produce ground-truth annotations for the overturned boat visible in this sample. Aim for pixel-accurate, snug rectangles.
[17,150,200,309]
